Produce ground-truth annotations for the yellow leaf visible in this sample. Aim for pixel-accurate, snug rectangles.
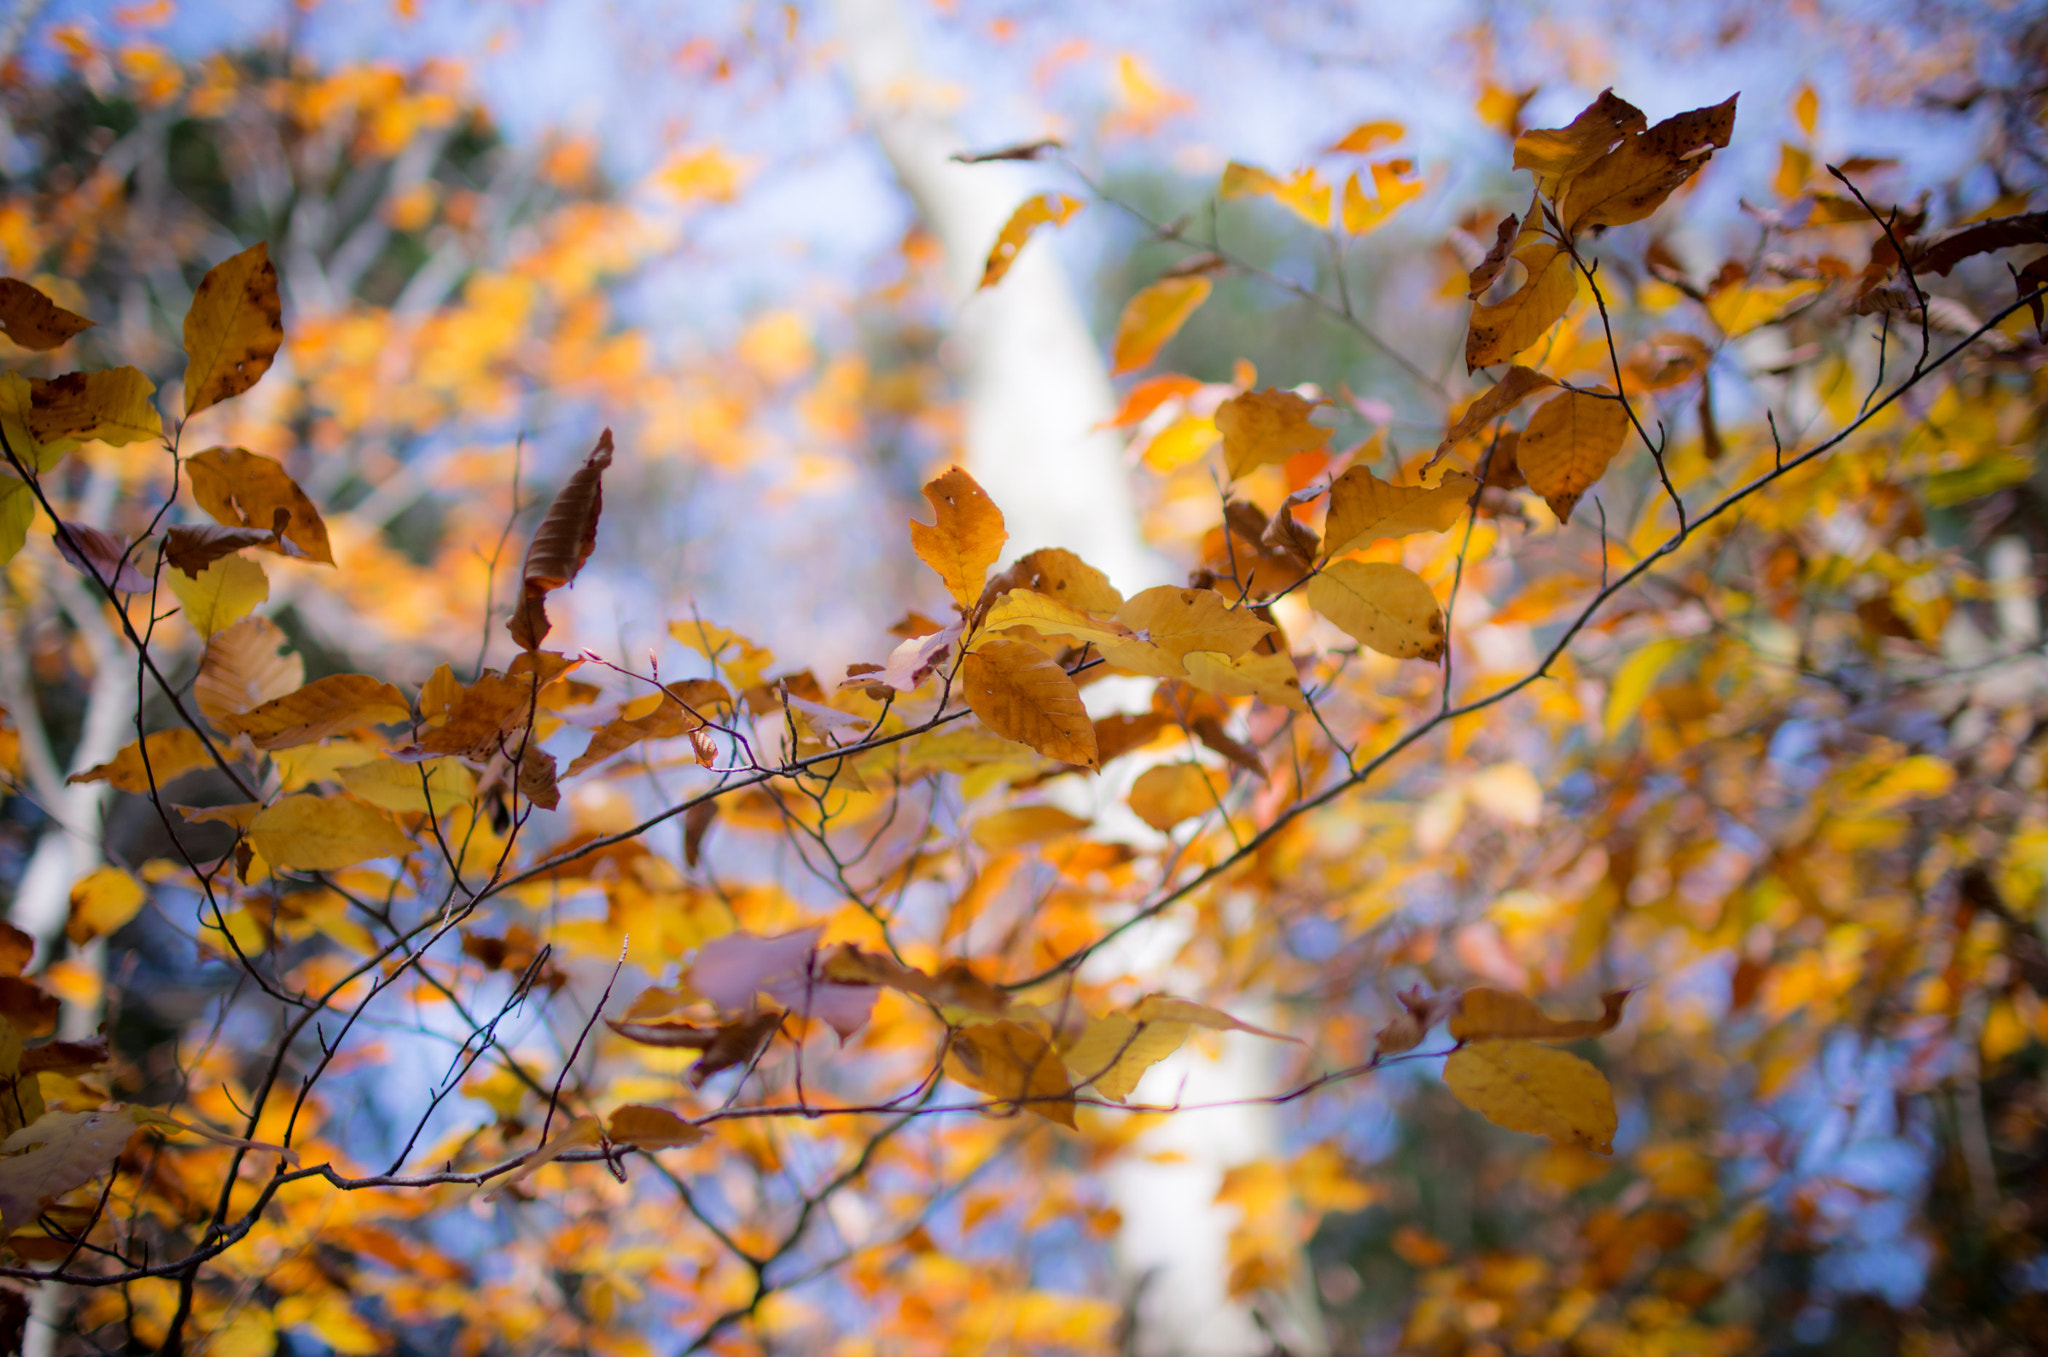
[1327,120,1403,155]
[24,367,162,447]
[0,474,32,566]
[978,589,1134,651]
[1139,412,1219,472]
[338,757,475,815]
[1775,142,1812,202]
[1465,243,1577,371]
[959,638,1097,768]
[1306,560,1445,661]
[1707,278,1823,336]
[669,621,774,690]
[981,193,1083,290]
[945,1021,1076,1128]
[1443,1040,1617,1153]
[606,1104,705,1149]
[221,674,412,751]
[1340,159,1425,235]
[0,278,93,351]
[1127,762,1226,831]
[910,466,1007,608]
[247,795,415,872]
[1115,586,1272,660]
[68,729,214,794]
[1127,994,1297,1041]
[1181,649,1308,712]
[1220,162,1330,228]
[1111,276,1212,375]
[972,804,1092,852]
[1001,547,1124,614]
[165,551,267,638]
[1214,389,1331,480]
[65,866,145,945]
[1322,466,1478,557]
[1516,388,1633,524]
[1465,762,1544,826]
[182,241,283,417]
[1062,1013,1189,1102]
[1605,637,1689,739]
[1794,84,1819,138]
[1449,987,1631,1042]
[195,616,303,725]
[184,447,333,565]
[0,373,75,471]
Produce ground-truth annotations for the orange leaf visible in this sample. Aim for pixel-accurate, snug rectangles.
[959,637,1097,768]
[1517,388,1633,523]
[910,466,1007,608]
[980,193,1083,290]
[1110,277,1212,374]
[0,279,93,351]
[1214,389,1331,481]
[184,447,333,565]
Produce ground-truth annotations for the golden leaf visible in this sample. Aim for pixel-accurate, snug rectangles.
[0,475,32,567]
[1465,243,1577,371]
[1128,994,1298,1040]
[195,616,303,725]
[1214,389,1331,481]
[1561,95,1739,234]
[1306,560,1445,661]
[338,757,475,815]
[221,675,411,751]
[971,804,1092,853]
[1440,367,1557,448]
[1340,159,1425,235]
[910,466,1007,609]
[509,429,613,651]
[69,729,214,794]
[1328,120,1404,154]
[994,547,1123,615]
[184,447,334,565]
[1220,162,1331,227]
[1513,89,1647,196]
[1181,649,1308,712]
[606,1105,704,1150]
[1443,1040,1617,1154]
[0,278,93,350]
[164,552,267,639]
[247,795,415,872]
[1127,762,1227,832]
[981,193,1083,289]
[25,368,162,447]
[1062,1013,1189,1102]
[945,1021,1077,1128]
[1517,388,1633,524]
[959,638,1097,768]
[65,866,146,945]
[1111,276,1212,375]
[182,241,282,417]
[1449,988,1632,1043]
[1113,586,1273,660]
[977,589,1135,651]
[563,680,727,778]
[415,673,539,759]
[1322,467,1478,557]
[479,1115,603,1201]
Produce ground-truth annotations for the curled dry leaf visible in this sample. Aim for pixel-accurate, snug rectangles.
[182,241,283,417]
[479,1116,602,1203]
[606,1105,704,1150]
[1441,367,1557,448]
[163,523,275,577]
[0,278,94,350]
[52,522,150,593]
[1465,213,1521,298]
[959,637,1098,768]
[185,448,331,563]
[909,466,1007,609]
[1373,986,1460,1060]
[509,430,614,651]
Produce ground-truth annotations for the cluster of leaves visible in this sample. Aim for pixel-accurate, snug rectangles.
[0,14,2046,1357]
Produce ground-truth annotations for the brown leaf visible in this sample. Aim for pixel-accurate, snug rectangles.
[1517,388,1634,523]
[0,922,34,978]
[52,522,149,593]
[563,680,728,778]
[0,279,94,350]
[516,747,560,810]
[19,1035,109,1077]
[683,800,718,867]
[1449,987,1633,1042]
[184,448,333,564]
[1093,711,1171,766]
[910,466,1007,609]
[1913,211,2048,276]
[606,1104,705,1149]
[1441,367,1557,447]
[1373,987,1458,1060]
[1562,95,1739,234]
[1465,213,1521,298]
[1513,89,1648,194]
[195,616,303,725]
[1191,714,1266,778]
[1466,244,1577,371]
[163,523,275,577]
[509,430,614,651]
[686,1010,783,1088]
[960,637,1098,768]
[182,241,283,417]
[220,674,411,751]
[0,978,57,1038]
[819,946,1012,1018]
[415,672,538,759]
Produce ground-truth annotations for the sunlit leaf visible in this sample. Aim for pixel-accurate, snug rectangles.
[1322,466,1478,557]
[1215,389,1331,480]
[1111,276,1212,375]
[182,240,283,417]
[960,638,1097,768]
[1306,560,1445,661]
[980,193,1083,290]
[165,551,267,638]
[946,1021,1076,1128]
[1127,762,1226,831]
[910,466,1007,609]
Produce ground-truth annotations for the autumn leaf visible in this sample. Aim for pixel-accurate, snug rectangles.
[1465,242,1577,371]
[1912,210,2048,276]
[195,616,303,724]
[1180,649,1309,712]
[479,1116,602,1202]
[1111,276,1212,374]
[52,522,150,594]
[1113,586,1273,660]
[1373,987,1458,1060]
[65,866,146,945]
[981,193,1083,290]
[338,756,475,815]
[415,671,543,759]
[1465,214,1520,298]
[564,680,728,778]
[1062,1014,1188,1102]
[165,551,268,638]
[1517,387,1633,523]
[1440,367,1557,448]
[910,466,1007,609]
[509,429,614,651]
[960,638,1097,768]
[606,1105,705,1150]
[0,475,31,567]
[163,523,275,576]
[69,729,214,794]
[0,278,93,350]
[247,795,415,871]
[182,241,283,417]
[1306,560,1445,661]
[184,447,334,565]
[1560,95,1739,234]
[978,589,1135,652]
[820,946,1012,1019]
[1443,1040,1617,1154]
[1220,162,1331,228]
[220,674,412,751]
[1214,389,1331,480]
[1513,89,1647,196]
[25,368,162,447]
[1322,466,1478,557]
[972,804,1092,852]
[1340,159,1425,235]
[1327,119,1403,155]
[1449,988,1633,1042]
[992,547,1124,614]
[1128,762,1227,831]
[946,1021,1077,1128]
